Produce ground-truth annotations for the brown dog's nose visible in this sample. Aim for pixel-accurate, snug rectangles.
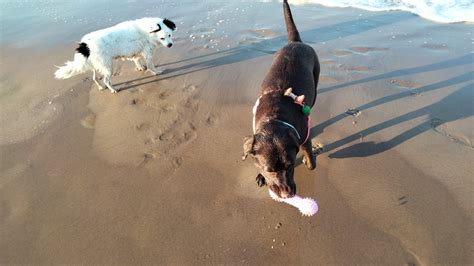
[279,185,296,199]
[167,43,173,48]
[280,190,296,199]
[280,191,291,199]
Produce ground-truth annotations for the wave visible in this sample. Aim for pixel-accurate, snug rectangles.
[284,0,474,23]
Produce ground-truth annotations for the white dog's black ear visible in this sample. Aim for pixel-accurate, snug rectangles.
[163,18,176,31]
[150,24,161,33]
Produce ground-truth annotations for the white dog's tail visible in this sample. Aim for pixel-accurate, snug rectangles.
[55,42,90,79]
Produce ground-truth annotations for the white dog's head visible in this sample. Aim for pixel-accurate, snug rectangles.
[147,18,176,48]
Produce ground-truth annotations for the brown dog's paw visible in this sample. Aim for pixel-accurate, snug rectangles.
[302,156,316,170]
[256,174,266,187]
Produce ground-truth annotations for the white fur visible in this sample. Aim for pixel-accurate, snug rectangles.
[252,96,261,133]
[55,17,176,93]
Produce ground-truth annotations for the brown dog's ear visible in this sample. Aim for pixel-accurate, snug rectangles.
[242,135,256,160]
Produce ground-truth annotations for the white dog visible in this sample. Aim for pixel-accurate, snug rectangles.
[55,17,176,93]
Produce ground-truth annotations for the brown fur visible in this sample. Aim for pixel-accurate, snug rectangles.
[242,0,320,199]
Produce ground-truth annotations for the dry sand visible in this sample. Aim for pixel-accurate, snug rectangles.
[1,1,473,264]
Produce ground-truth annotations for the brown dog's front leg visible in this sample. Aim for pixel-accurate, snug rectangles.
[256,173,266,187]
[301,141,316,170]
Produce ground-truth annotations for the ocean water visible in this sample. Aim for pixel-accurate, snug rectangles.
[284,0,474,23]
[0,0,471,48]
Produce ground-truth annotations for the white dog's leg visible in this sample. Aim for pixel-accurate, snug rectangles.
[92,69,106,91]
[132,57,147,71]
[103,73,117,93]
[96,61,118,93]
[143,50,163,75]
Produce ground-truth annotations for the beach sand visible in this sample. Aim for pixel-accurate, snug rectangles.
[1,1,473,264]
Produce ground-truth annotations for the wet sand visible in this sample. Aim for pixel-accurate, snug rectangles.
[1,1,473,264]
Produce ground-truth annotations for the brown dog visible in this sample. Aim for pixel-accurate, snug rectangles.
[242,0,320,199]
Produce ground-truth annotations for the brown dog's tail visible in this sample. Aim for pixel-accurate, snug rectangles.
[283,0,301,43]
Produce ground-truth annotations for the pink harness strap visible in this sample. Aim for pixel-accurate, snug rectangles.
[303,116,311,144]
[289,96,312,145]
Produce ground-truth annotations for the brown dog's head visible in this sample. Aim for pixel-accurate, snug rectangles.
[242,127,299,198]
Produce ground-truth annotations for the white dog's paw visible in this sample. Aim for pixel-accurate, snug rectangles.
[148,68,164,75]
[136,65,147,72]
[98,85,107,91]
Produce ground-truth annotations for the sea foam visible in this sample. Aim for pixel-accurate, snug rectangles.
[279,0,474,23]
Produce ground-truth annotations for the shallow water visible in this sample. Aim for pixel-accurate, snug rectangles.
[1,0,471,49]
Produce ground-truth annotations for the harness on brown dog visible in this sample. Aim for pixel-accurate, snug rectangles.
[274,119,302,140]
[282,88,312,145]
[253,88,313,145]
